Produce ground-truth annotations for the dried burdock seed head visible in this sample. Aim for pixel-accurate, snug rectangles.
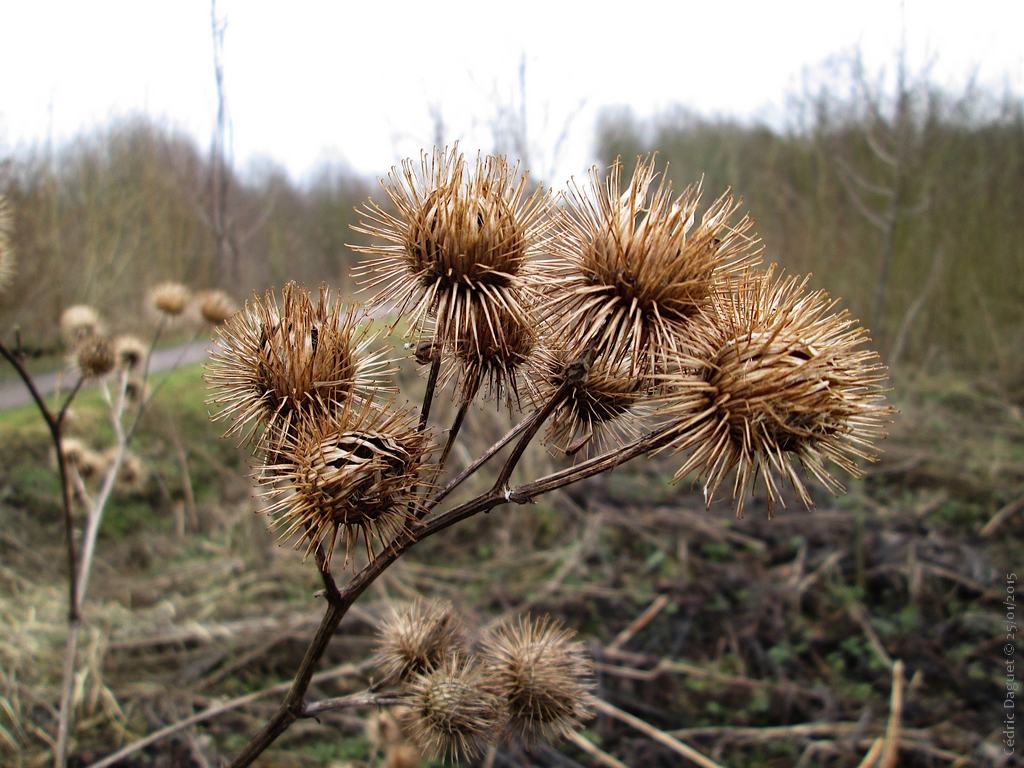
[543,156,760,371]
[376,598,466,680]
[105,448,146,491]
[79,452,108,480]
[113,335,148,372]
[449,302,535,409]
[661,266,891,517]
[259,400,434,568]
[58,438,107,480]
[205,282,393,446]
[76,336,115,378]
[59,437,88,467]
[60,305,103,347]
[149,282,191,317]
[536,346,651,457]
[481,616,594,743]
[59,407,79,434]
[0,195,14,291]
[124,376,147,404]
[404,655,504,762]
[196,289,236,325]
[354,146,548,355]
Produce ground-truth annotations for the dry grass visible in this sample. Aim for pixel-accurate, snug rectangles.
[0,358,1018,766]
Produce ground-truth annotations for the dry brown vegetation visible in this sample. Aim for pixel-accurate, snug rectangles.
[1,362,1020,767]
[1,59,1023,768]
[597,65,1024,380]
[0,119,372,350]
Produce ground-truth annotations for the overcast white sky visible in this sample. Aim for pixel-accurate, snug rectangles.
[1,0,1021,186]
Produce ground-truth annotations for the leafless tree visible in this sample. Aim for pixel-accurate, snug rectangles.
[832,47,931,336]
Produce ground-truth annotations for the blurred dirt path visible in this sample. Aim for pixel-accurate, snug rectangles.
[0,341,212,411]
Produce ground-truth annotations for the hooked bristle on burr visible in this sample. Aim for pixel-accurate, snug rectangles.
[541,156,760,373]
[205,282,394,448]
[403,654,505,762]
[480,615,594,743]
[257,399,434,568]
[659,266,891,517]
[376,598,466,681]
[353,146,549,385]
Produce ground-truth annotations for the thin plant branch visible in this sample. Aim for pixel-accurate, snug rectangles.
[437,396,472,469]
[219,420,680,767]
[427,408,538,510]
[864,127,897,167]
[857,739,885,768]
[491,375,575,493]
[879,660,905,768]
[57,319,198,767]
[406,350,443,520]
[980,492,1024,536]
[56,376,85,427]
[565,730,628,768]
[53,626,80,768]
[0,343,79,613]
[69,466,94,510]
[75,372,130,607]
[889,246,944,375]
[0,342,86,768]
[417,351,441,432]
[301,693,406,718]
[126,323,203,442]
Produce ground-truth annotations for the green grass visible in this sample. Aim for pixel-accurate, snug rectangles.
[0,361,238,537]
[1,360,209,425]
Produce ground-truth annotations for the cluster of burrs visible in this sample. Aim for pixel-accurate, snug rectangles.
[373,599,594,762]
[56,284,235,491]
[205,144,889,568]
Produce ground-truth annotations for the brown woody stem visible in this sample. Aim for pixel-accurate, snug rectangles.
[417,351,442,432]
[224,416,678,767]
[223,344,629,766]
[0,343,79,615]
[0,342,86,768]
[427,409,538,510]
[437,396,472,469]
[491,377,571,492]
[302,693,405,718]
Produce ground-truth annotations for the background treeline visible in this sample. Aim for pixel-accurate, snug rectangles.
[2,62,1022,381]
[0,118,373,348]
[597,68,1024,381]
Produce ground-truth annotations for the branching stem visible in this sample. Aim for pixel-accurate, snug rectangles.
[492,377,570,492]
[427,409,537,510]
[223,422,677,767]
[127,320,203,442]
[0,342,83,768]
[0,343,79,614]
